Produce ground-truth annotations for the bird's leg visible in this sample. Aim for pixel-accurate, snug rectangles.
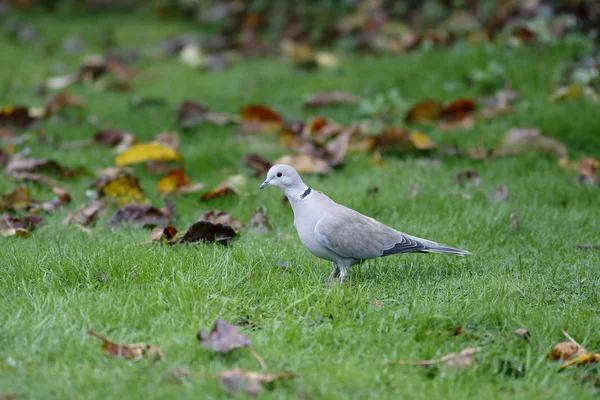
[338,265,349,283]
[328,263,340,282]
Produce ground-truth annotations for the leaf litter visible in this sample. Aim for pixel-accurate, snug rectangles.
[87,330,165,362]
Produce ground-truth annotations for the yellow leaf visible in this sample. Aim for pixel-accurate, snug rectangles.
[99,175,147,206]
[115,142,181,166]
[410,132,435,150]
[560,352,600,368]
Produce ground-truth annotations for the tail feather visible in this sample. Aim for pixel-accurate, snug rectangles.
[382,234,470,257]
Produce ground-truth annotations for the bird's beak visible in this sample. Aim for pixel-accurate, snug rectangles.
[259,180,270,189]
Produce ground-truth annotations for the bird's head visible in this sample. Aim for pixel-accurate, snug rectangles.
[260,164,303,191]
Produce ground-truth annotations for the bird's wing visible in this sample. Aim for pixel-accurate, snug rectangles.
[313,205,403,261]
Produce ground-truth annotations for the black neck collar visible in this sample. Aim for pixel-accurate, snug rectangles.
[300,187,312,200]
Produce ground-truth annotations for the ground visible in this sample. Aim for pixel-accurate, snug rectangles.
[1,11,599,400]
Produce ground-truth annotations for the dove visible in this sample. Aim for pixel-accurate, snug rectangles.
[260,164,470,281]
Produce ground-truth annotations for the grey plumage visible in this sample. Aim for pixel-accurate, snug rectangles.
[260,164,470,281]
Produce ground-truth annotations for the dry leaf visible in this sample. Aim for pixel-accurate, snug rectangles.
[515,328,530,340]
[161,368,206,383]
[200,175,246,201]
[548,342,587,360]
[561,353,600,368]
[360,127,435,153]
[492,128,568,158]
[219,368,296,396]
[480,88,519,119]
[154,131,179,150]
[45,91,85,115]
[488,185,508,202]
[198,210,243,233]
[452,170,481,186]
[249,206,272,233]
[394,347,481,370]
[0,186,33,211]
[0,105,36,127]
[0,213,44,231]
[4,156,82,178]
[177,100,239,127]
[1,227,31,238]
[274,153,332,175]
[181,221,237,246]
[303,91,359,108]
[405,100,443,124]
[97,174,147,206]
[63,201,107,226]
[240,105,283,132]
[94,129,136,149]
[578,157,599,185]
[40,186,71,212]
[148,226,178,243]
[106,204,169,229]
[115,142,182,166]
[241,153,272,176]
[509,210,520,231]
[441,98,477,123]
[197,319,251,353]
[88,330,165,362]
[157,167,204,195]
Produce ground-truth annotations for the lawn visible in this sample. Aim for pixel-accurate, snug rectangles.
[1,10,600,400]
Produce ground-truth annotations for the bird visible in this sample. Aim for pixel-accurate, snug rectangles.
[260,164,470,282]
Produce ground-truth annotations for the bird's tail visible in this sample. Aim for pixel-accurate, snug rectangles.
[382,234,471,257]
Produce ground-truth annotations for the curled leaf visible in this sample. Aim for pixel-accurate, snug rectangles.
[106,204,169,229]
[63,201,107,226]
[197,319,251,353]
[88,330,165,362]
[198,210,243,233]
[181,221,236,246]
[115,142,181,166]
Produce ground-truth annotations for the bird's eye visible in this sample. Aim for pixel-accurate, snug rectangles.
[276,172,282,177]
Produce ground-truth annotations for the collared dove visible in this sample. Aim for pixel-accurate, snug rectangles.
[260,164,470,281]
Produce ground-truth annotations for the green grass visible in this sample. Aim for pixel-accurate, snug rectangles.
[1,11,600,400]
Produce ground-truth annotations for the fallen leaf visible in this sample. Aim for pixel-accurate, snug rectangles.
[148,226,178,243]
[94,129,136,149]
[1,226,32,238]
[492,128,568,158]
[452,170,481,186]
[548,330,589,365]
[46,74,78,90]
[63,201,107,226]
[97,174,147,206]
[106,204,169,229]
[154,131,180,150]
[405,100,443,124]
[241,153,272,176]
[200,175,246,201]
[249,206,272,233]
[157,167,204,195]
[468,142,488,160]
[303,91,359,108]
[0,186,33,211]
[479,88,519,119]
[394,347,481,370]
[181,221,236,246]
[240,105,283,132]
[274,153,332,174]
[45,91,86,115]
[115,142,182,166]
[197,319,251,353]
[4,156,82,178]
[198,210,243,233]
[511,327,530,341]
[0,213,44,231]
[87,330,165,362]
[578,157,599,185]
[0,105,36,127]
[441,98,477,123]
[549,84,584,102]
[360,127,435,153]
[561,353,600,368]
[488,185,508,202]
[40,186,71,212]
[177,100,239,127]
[218,369,296,396]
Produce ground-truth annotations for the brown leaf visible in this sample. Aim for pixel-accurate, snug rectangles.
[488,185,508,202]
[240,105,283,131]
[157,167,204,195]
[149,226,178,243]
[197,319,251,353]
[492,128,568,158]
[218,368,296,396]
[361,127,435,153]
[548,342,588,360]
[63,201,107,226]
[578,157,599,186]
[200,175,245,201]
[198,210,243,233]
[241,153,272,176]
[1,226,32,238]
[394,347,481,370]
[96,173,147,206]
[181,221,237,246]
[249,206,272,233]
[40,186,71,212]
[0,186,33,211]
[441,98,477,123]
[405,100,443,124]
[94,129,136,148]
[468,142,488,160]
[452,170,481,186]
[106,204,169,229]
[0,213,44,231]
[154,131,180,150]
[515,328,530,340]
[45,91,86,115]
[303,91,359,108]
[4,156,82,178]
[274,153,332,175]
[177,100,239,128]
[0,105,36,127]
[88,330,165,362]
[479,88,519,120]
